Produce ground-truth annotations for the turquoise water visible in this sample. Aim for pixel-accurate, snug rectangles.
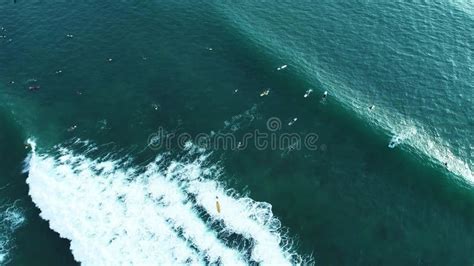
[0,0,473,265]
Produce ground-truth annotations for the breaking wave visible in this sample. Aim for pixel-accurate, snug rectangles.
[25,139,309,265]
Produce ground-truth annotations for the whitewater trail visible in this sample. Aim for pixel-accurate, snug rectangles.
[24,139,306,265]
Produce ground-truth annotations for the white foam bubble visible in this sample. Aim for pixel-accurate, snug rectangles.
[25,140,305,265]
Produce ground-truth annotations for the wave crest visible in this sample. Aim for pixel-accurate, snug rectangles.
[25,140,309,265]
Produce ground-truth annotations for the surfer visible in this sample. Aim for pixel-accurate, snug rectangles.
[277,64,287,71]
[322,91,328,99]
[369,105,375,110]
[28,85,40,91]
[260,89,270,97]
[288,117,298,126]
[215,196,221,214]
[67,125,77,132]
[304,89,313,98]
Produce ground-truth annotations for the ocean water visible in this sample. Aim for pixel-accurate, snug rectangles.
[0,0,473,265]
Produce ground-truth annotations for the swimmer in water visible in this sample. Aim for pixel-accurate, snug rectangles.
[369,105,375,110]
[55,70,62,74]
[233,89,239,94]
[67,125,77,132]
[215,196,221,214]
[277,64,287,71]
[28,85,40,91]
[108,58,113,62]
[260,89,270,97]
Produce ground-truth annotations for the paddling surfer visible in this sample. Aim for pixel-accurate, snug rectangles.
[216,196,221,214]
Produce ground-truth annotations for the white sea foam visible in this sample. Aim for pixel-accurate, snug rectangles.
[415,129,474,184]
[0,202,26,265]
[25,139,305,265]
[388,127,417,149]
